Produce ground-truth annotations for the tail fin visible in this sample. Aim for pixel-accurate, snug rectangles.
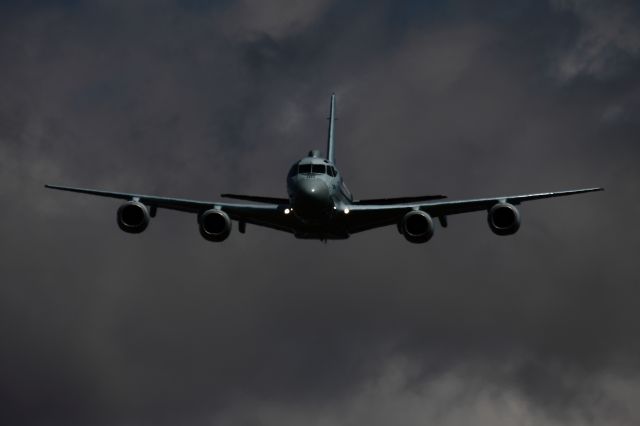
[326,93,336,164]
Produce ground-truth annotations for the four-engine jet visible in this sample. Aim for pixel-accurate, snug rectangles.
[46,94,602,243]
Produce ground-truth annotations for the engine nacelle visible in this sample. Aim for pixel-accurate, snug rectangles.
[401,210,435,243]
[487,202,521,235]
[117,201,150,234]
[198,209,232,242]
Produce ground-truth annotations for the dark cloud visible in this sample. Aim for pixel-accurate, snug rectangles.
[0,0,639,425]
[551,0,640,80]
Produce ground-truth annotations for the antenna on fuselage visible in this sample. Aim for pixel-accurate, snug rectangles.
[326,93,336,164]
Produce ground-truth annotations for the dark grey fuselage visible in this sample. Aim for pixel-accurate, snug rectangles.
[286,150,353,239]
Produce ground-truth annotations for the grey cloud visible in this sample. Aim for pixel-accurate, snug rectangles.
[0,1,639,425]
[217,0,335,40]
[213,360,640,426]
[552,0,640,80]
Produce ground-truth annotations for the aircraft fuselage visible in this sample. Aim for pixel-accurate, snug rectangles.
[286,149,353,237]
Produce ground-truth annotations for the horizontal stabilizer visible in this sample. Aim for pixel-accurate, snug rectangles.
[353,195,447,205]
[221,193,289,205]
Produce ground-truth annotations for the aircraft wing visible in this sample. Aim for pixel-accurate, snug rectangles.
[352,194,447,205]
[345,187,603,233]
[44,184,298,234]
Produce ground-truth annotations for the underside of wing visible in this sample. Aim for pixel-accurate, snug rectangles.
[345,187,604,234]
[420,187,604,217]
[221,193,290,204]
[45,184,215,212]
[45,183,603,240]
[45,184,298,235]
[352,194,446,205]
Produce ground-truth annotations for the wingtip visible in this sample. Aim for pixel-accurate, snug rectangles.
[44,184,64,190]
[575,187,604,193]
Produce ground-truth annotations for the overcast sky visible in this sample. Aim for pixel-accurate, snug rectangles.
[1,0,639,425]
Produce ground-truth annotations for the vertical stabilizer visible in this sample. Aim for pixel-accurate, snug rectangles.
[327,93,336,163]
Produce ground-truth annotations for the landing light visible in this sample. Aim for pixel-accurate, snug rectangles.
[284,208,291,215]
[344,208,350,214]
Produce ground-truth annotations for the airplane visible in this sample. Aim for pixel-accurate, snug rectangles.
[45,94,603,243]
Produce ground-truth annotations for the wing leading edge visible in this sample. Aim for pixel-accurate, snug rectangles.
[45,184,603,237]
[221,193,289,204]
[346,187,603,234]
[353,195,447,205]
[44,184,297,233]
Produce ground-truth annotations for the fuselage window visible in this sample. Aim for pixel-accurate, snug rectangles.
[298,164,312,174]
[311,164,326,174]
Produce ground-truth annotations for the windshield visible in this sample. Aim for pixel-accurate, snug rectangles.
[311,164,326,174]
[298,164,312,174]
[298,163,334,175]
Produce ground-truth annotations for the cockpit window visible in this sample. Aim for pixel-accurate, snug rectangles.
[327,166,336,177]
[311,164,326,174]
[298,164,312,174]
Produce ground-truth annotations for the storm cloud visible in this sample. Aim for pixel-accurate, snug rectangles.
[0,0,639,425]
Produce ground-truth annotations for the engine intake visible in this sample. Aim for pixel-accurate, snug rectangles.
[117,201,150,233]
[401,210,434,243]
[198,209,232,242]
[487,202,521,235]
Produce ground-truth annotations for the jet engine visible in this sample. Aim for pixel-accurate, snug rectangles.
[198,209,232,242]
[117,201,150,233]
[487,202,521,235]
[401,210,434,243]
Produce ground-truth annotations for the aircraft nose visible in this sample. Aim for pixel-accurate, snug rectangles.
[293,178,332,219]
